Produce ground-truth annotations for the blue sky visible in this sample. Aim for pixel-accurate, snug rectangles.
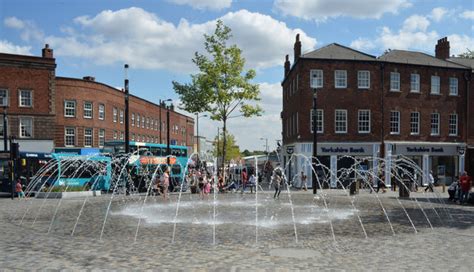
[1,0,473,151]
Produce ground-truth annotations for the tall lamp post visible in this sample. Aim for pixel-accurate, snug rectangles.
[312,88,318,194]
[124,64,130,154]
[159,98,172,144]
[2,105,7,151]
[196,113,208,157]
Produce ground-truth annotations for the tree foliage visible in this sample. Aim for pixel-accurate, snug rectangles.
[173,20,262,168]
[213,131,240,161]
[458,49,474,59]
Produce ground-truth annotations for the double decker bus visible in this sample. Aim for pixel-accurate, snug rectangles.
[103,141,189,191]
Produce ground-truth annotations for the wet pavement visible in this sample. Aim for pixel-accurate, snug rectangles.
[0,189,473,270]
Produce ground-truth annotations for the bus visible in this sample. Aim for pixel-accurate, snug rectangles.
[103,141,189,191]
[40,153,112,191]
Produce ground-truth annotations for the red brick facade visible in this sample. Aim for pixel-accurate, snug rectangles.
[0,50,56,147]
[0,45,194,153]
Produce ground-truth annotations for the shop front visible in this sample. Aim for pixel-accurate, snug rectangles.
[385,142,466,186]
[283,142,380,189]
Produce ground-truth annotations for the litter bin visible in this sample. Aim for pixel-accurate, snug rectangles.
[399,178,410,198]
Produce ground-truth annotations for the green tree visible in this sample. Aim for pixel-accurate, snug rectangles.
[173,20,262,172]
[214,132,240,161]
[458,49,474,59]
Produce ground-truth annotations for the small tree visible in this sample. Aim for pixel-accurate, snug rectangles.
[173,20,262,175]
[213,131,240,161]
[458,49,474,59]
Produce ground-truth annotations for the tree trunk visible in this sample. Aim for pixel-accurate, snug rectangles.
[222,118,227,185]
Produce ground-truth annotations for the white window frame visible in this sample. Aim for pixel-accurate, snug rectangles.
[19,117,33,138]
[84,101,93,119]
[142,116,145,128]
[84,128,93,147]
[113,130,118,140]
[98,104,105,120]
[449,113,458,136]
[65,127,76,147]
[99,129,105,147]
[410,112,420,135]
[431,76,440,95]
[334,70,347,88]
[410,74,420,93]
[335,109,347,134]
[431,113,440,136]
[449,77,458,96]
[120,131,124,140]
[131,113,135,126]
[310,69,323,88]
[357,71,370,89]
[0,89,8,107]
[310,109,323,134]
[358,110,371,134]
[390,72,400,91]
[119,109,124,124]
[19,89,33,107]
[64,100,76,117]
[390,111,400,135]
[113,107,118,123]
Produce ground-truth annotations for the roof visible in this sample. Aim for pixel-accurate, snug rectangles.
[378,50,467,69]
[448,57,474,72]
[301,43,377,61]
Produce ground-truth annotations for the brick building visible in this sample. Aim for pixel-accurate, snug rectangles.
[0,45,195,157]
[282,36,471,187]
[0,45,56,154]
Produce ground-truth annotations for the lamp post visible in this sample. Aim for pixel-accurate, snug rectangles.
[124,64,130,154]
[2,106,7,151]
[159,99,172,144]
[312,88,318,194]
[196,113,208,156]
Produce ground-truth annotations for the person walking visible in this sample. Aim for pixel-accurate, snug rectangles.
[162,168,170,201]
[241,168,248,194]
[376,175,386,193]
[248,173,256,194]
[300,171,308,191]
[273,171,282,199]
[459,171,472,205]
[15,179,25,199]
[425,171,435,192]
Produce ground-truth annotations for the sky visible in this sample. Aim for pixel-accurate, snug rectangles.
[1,0,473,152]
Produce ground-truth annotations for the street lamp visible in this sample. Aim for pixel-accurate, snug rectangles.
[2,105,8,152]
[159,99,172,144]
[124,64,130,154]
[312,88,318,194]
[196,113,208,156]
[260,137,268,154]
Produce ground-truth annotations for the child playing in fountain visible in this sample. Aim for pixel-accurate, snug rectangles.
[203,180,211,199]
[16,179,25,199]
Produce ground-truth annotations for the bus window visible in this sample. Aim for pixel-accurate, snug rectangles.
[181,149,187,157]
[151,147,162,156]
[138,148,150,156]
[171,164,181,175]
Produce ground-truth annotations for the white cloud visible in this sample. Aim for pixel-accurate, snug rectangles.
[429,7,448,22]
[402,15,430,32]
[447,34,474,56]
[460,10,474,20]
[166,0,232,11]
[273,0,411,21]
[3,16,44,42]
[45,7,316,73]
[194,82,282,151]
[0,40,32,55]
[350,38,376,51]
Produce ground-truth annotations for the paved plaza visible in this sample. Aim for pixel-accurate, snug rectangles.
[0,189,473,271]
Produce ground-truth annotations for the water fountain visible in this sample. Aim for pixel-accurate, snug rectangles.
[11,149,455,247]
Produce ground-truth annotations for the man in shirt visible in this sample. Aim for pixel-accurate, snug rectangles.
[459,171,472,205]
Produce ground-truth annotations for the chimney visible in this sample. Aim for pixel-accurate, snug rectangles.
[284,54,290,77]
[435,37,450,60]
[82,76,95,81]
[293,34,301,63]
[42,44,54,58]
